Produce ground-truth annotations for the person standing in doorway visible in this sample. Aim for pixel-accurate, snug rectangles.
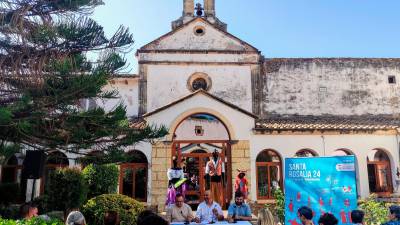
[205,150,225,207]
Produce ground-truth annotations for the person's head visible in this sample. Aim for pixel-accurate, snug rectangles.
[20,202,38,219]
[238,172,245,179]
[175,193,184,208]
[137,214,168,225]
[318,213,338,225]
[212,150,218,160]
[137,210,156,225]
[66,211,86,225]
[298,206,313,223]
[104,211,120,225]
[351,210,365,224]
[234,191,244,206]
[389,205,400,221]
[204,190,213,204]
[172,155,178,168]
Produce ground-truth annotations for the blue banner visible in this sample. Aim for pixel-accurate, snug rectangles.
[284,156,357,225]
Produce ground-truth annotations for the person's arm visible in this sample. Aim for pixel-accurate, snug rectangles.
[227,205,234,222]
[194,205,202,223]
[216,205,224,221]
[238,205,252,221]
[187,205,194,221]
[166,207,173,222]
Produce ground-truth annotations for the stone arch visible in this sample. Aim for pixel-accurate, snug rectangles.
[294,148,318,157]
[167,107,236,141]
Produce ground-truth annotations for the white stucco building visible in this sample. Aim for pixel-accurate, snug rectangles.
[2,0,400,211]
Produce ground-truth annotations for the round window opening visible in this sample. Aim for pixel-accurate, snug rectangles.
[192,78,208,91]
[193,26,205,36]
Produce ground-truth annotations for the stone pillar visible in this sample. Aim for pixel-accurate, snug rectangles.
[231,141,252,201]
[183,0,194,16]
[150,142,172,212]
[204,0,215,17]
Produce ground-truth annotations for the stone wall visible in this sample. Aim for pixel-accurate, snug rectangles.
[150,142,172,212]
[231,140,252,201]
[262,58,400,117]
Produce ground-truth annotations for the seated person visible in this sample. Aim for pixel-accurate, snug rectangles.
[227,192,252,223]
[166,193,193,223]
[20,202,38,220]
[195,190,224,223]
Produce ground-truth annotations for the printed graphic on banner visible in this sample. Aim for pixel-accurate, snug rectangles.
[284,156,357,225]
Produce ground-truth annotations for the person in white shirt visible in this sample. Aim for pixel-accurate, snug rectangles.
[194,190,224,223]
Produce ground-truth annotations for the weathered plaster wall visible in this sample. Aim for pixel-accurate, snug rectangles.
[146,65,253,112]
[142,19,254,51]
[98,78,139,117]
[263,59,400,116]
[250,133,400,200]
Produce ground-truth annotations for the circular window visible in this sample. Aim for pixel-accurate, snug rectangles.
[193,26,205,36]
[187,73,212,92]
[192,78,207,91]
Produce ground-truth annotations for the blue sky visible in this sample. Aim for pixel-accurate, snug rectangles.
[92,0,400,73]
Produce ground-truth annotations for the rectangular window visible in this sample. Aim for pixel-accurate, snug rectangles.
[388,76,396,84]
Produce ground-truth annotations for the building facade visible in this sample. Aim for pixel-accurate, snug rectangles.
[1,0,400,210]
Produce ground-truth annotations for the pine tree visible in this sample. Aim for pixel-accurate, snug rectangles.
[0,0,167,159]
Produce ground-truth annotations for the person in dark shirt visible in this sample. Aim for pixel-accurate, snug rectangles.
[318,213,338,225]
[382,205,400,225]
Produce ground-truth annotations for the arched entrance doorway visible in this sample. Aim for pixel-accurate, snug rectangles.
[367,149,393,195]
[172,113,232,208]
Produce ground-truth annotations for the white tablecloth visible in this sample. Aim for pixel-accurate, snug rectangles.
[171,221,252,225]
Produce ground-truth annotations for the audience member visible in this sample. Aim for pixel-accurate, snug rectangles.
[227,191,252,223]
[137,210,169,225]
[66,211,86,225]
[20,202,38,220]
[382,205,400,225]
[298,206,314,225]
[351,209,364,225]
[318,213,338,225]
[194,190,224,223]
[104,211,120,225]
[166,193,193,223]
[257,208,275,225]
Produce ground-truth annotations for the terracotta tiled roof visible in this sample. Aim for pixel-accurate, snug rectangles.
[129,118,147,129]
[255,115,400,131]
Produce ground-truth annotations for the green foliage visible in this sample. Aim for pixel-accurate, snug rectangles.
[0,217,63,225]
[0,183,21,205]
[82,194,145,225]
[45,168,88,212]
[359,194,389,225]
[272,188,285,224]
[0,145,20,165]
[82,164,119,198]
[0,0,168,154]
[0,205,20,220]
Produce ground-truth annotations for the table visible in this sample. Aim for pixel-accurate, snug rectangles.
[171,221,252,225]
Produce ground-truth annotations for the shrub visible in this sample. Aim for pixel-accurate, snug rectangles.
[82,194,145,225]
[272,188,285,224]
[82,164,119,199]
[46,168,88,213]
[0,205,20,220]
[0,183,21,205]
[359,194,388,225]
[0,217,63,225]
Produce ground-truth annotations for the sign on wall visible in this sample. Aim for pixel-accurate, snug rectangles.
[284,156,357,225]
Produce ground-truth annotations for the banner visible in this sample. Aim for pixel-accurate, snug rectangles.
[284,156,357,225]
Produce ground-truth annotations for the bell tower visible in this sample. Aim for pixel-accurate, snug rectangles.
[172,0,227,31]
